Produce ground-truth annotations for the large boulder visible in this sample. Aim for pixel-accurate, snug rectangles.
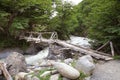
[5,52,27,76]
[25,43,43,55]
[51,62,80,79]
[0,48,23,59]
[47,43,72,60]
[47,43,62,60]
[75,55,95,75]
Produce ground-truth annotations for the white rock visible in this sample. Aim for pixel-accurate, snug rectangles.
[75,55,95,75]
[80,55,94,63]
[51,62,80,79]
[84,76,91,80]
[64,58,73,64]
[31,76,40,80]
[33,67,42,71]
[49,74,60,80]
[15,72,28,80]
[28,70,34,74]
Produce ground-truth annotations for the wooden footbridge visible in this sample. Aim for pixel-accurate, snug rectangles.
[20,31,58,44]
[20,31,113,60]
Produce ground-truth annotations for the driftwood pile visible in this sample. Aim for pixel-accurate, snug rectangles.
[20,32,113,61]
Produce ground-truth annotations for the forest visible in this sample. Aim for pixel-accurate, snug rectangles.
[0,0,120,80]
[0,0,120,54]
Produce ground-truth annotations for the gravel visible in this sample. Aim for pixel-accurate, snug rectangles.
[91,60,120,80]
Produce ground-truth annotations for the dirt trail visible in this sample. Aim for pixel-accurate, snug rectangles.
[91,60,120,80]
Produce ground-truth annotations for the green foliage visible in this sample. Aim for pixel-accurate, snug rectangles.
[0,34,29,48]
[78,71,88,80]
[35,68,54,80]
[49,0,78,39]
[113,55,120,60]
[71,60,76,67]
[0,0,120,52]
[75,0,120,52]
[0,0,52,48]
[58,75,62,80]
[0,0,52,34]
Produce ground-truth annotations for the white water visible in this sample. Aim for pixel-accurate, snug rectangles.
[25,36,91,65]
[25,48,49,65]
[67,35,91,48]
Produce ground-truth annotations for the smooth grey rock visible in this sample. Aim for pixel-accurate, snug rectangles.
[51,62,80,79]
[64,58,73,64]
[25,43,42,55]
[75,55,95,75]
[81,55,94,63]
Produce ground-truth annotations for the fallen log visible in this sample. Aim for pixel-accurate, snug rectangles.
[22,37,113,60]
[55,40,113,60]
[65,42,111,57]
[0,61,13,80]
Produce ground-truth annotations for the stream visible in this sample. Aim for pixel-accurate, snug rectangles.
[25,36,91,65]
[0,36,91,65]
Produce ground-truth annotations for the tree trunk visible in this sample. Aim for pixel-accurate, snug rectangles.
[23,36,113,60]
[4,13,17,36]
[55,40,113,60]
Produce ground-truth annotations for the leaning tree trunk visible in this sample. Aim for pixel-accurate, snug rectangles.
[54,40,113,60]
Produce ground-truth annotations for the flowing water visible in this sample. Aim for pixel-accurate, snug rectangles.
[67,35,91,48]
[25,48,49,65]
[25,36,91,65]
[0,36,91,65]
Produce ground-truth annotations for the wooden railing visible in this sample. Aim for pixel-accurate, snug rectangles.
[19,31,58,43]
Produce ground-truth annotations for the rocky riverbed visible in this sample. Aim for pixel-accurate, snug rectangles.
[0,36,119,80]
[3,52,95,80]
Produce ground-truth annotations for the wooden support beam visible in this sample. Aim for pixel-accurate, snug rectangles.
[96,41,110,51]
[110,41,115,56]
